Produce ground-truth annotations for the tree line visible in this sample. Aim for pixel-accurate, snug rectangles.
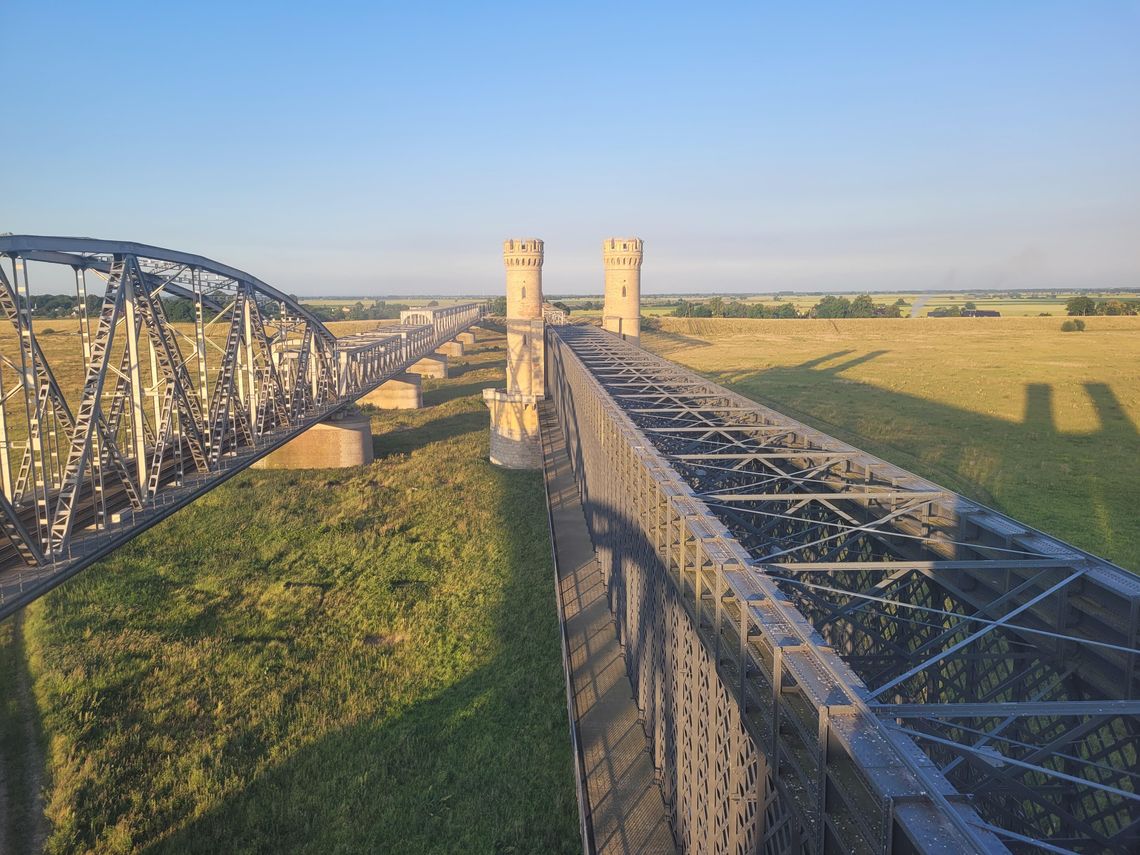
[671,294,905,319]
[1065,297,1138,316]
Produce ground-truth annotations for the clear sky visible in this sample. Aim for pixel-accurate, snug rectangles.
[3,1,1138,296]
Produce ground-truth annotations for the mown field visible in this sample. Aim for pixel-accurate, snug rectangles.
[0,329,578,854]
[642,316,1140,572]
[563,291,1140,318]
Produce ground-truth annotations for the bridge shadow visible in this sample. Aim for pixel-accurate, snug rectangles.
[704,350,1140,571]
[371,410,486,459]
[450,358,505,378]
[142,457,578,853]
[0,614,48,854]
[423,379,497,407]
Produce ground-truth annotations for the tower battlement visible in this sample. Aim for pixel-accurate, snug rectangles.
[503,238,544,266]
[602,237,644,268]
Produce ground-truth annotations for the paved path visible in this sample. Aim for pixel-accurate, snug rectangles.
[539,402,676,855]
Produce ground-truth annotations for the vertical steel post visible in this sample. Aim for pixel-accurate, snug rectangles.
[121,260,149,501]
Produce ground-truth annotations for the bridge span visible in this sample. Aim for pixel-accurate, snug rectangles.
[1,233,1137,854]
[546,324,1139,855]
[0,236,483,619]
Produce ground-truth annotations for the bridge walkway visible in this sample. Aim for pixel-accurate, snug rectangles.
[539,400,676,855]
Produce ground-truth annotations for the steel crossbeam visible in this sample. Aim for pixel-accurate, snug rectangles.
[547,323,1140,855]
[0,236,485,619]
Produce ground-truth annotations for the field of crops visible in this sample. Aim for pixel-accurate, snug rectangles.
[642,315,1140,572]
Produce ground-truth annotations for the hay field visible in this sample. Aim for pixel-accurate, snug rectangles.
[642,316,1140,571]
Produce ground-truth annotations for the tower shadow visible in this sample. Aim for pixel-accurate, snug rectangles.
[702,351,1139,571]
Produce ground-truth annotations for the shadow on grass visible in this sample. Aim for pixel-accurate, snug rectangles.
[372,411,486,459]
[0,614,47,855]
[450,358,505,378]
[718,351,1140,570]
[147,438,577,854]
[423,380,493,407]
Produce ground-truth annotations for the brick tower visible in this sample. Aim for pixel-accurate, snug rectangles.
[602,237,643,344]
[483,238,545,468]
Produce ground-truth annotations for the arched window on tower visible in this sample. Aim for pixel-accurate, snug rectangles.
[521,286,526,299]
[622,285,627,298]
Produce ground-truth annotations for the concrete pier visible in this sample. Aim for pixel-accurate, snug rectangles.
[253,409,374,470]
[438,340,465,358]
[409,352,448,379]
[457,331,476,346]
[361,372,422,410]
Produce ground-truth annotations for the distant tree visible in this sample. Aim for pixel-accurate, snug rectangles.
[881,302,903,318]
[163,298,196,322]
[848,294,876,318]
[1100,300,1126,316]
[773,303,797,319]
[427,300,439,307]
[964,301,977,311]
[928,306,962,318]
[811,295,852,318]
[552,301,571,315]
[490,296,507,315]
[1066,296,1097,316]
[1061,319,1086,332]
[723,300,749,318]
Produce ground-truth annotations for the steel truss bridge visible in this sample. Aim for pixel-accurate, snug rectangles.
[547,325,1140,855]
[0,236,483,618]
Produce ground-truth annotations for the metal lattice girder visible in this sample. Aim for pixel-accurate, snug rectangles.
[546,324,1140,855]
[0,236,485,619]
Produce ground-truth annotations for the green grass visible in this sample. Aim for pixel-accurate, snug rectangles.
[7,330,578,854]
[0,616,46,854]
[642,316,1140,572]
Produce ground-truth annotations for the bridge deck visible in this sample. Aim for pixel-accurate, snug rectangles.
[540,400,676,855]
[546,324,1140,854]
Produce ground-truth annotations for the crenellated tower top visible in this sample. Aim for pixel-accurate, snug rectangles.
[602,237,644,269]
[503,238,544,268]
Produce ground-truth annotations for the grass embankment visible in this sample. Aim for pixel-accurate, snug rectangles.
[643,316,1140,572]
[5,329,578,853]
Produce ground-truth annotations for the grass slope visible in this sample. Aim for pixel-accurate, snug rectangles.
[11,331,578,854]
[643,316,1140,572]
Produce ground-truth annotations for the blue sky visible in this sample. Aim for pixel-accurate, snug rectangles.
[3,1,1138,296]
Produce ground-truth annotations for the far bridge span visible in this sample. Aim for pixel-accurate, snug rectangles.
[0,236,483,617]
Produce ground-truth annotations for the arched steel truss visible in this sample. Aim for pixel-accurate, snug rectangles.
[0,236,483,618]
[548,324,1140,855]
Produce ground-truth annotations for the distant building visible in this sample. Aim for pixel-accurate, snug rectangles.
[961,309,1001,317]
[542,302,568,325]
